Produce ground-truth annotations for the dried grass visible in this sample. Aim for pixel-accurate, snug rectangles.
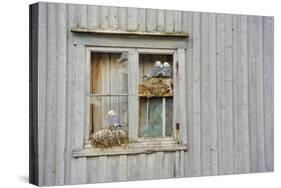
[90,129,128,148]
[139,78,173,96]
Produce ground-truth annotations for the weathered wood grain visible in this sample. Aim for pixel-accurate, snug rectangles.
[100,6,109,30]
[200,13,218,176]
[192,12,201,176]
[232,15,251,174]
[165,10,174,32]
[43,3,57,185]
[127,7,138,31]
[86,157,99,183]
[119,7,127,30]
[87,5,99,29]
[146,9,157,32]
[33,3,274,186]
[55,3,67,185]
[37,2,47,185]
[157,9,165,31]
[184,7,194,170]
[263,16,274,172]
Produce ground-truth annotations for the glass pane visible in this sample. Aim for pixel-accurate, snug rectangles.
[139,98,163,137]
[91,52,128,95]
[90,96,128,133]
[138,53,174,138]
[165,98,173,137]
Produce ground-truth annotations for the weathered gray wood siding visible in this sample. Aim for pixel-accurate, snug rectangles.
[31,2,274,186]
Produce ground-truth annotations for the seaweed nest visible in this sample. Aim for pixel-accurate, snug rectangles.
[139,78,173,97]
[90,129,128,148]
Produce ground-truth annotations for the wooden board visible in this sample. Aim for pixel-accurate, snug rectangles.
[33,3,274,186]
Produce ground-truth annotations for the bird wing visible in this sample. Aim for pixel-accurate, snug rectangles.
[146,67,162,78]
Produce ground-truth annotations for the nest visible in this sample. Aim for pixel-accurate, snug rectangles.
[139,77,173,97]
[90,129,128,148]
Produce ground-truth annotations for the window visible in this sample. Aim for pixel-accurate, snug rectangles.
[90,52,128,134]
[75,47,187,157]
[138,53,174,138]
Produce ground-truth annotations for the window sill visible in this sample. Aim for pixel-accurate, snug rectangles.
[72,142,188,157]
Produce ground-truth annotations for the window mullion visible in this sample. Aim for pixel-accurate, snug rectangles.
[128,49,139,141]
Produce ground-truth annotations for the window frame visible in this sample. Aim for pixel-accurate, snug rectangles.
[84,47,131,148]
[136,49,177,143]
[72,40,188,156]
[84,47,182,148]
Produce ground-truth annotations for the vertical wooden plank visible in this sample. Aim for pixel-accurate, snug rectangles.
[208,13,218,175]
[216,13,224,175]
[119,7,127,30]
[146,153,156,179]
[161,152,174,178]
[175,151,180,177]
[70,44,87,184]
[107,156,119,182]
[64,3,75,184]
[77,4,88,28]
[248,16,258,173]
[240,15,250,173]
[223,13,233,174]
[43,3,57,185]
[248,16,264,173]
[65,4,88,185]
[232,15,240,173]
[139,154,146,179]
[87,5,100,29]
[217,14,233,175]
[263,16,274,172]
[179,151,185,177]
[200,12,209,176]
[256,16,266,172]
[55,3,67,185]
[98,156,108,182]
[155,152,164,179]
[146,9,157,32]
[178,48,187,144]
[156,9,164,31]
[175,11,182,32]
[201,13,218,176]
[100,6,109,30]
[109,6,118,30]
[101,53,110,129]
[183,11,193,177]
[233,15,251,174]
[138,8,146,31]
[37,2,47,185]
[69,4,88,180]
[127,7,138,31]
[165,10,175,32]
[87,158,99,183]
[119,155,128,181]
[127,155,139,180]
[192,12,201,176]
[128,49,138,140]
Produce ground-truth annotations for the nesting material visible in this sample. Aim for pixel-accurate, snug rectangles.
[90,129,128,148]
[139,78,173,97]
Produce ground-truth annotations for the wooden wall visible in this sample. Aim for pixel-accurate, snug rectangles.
[31,2,274,186]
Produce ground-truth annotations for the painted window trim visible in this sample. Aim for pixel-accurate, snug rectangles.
[72,43,187,157]
[71,26,189,37]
